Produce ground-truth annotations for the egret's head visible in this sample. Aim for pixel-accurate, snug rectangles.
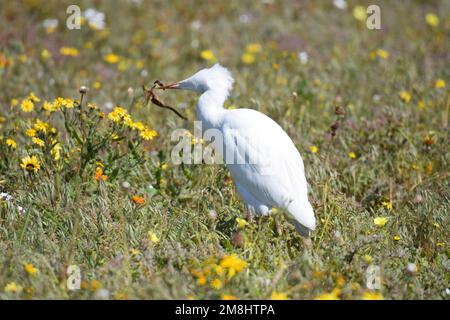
[160,64,234,97]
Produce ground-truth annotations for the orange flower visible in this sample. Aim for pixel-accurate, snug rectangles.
[131,195,145,205]
[94,167,107,181]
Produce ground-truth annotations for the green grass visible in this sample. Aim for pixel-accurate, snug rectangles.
[0,0,448,299]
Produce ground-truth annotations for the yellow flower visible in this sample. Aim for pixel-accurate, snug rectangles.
[148,231,159,243]
[436,242,444,247]
[93,81,102,89]
[399,91,411,103]
[197,276,206,286]
[241,53,255,64]
[21,99,34,112]
[315,288,341,300]
[382,201,392,210]
[6,139,16,149]
[215,265,224,276]
[245,43,262,54]
[42,101,56,112]
[376,49,389,59]
[88,103,98,110]
[140,128,158,141]
[270,291,289,300]
[104,53,120,64]
[35,119,50,133]
[374,217,388,228]
[310,146,318,154]
[136,60,145,69]
[130,248,141,256]
[336,275,346,287]
[235,217,248,229]
[4,282,22,293]
[221,294,237,300]
[41,49,51,59]
[353,6,367,22]
[108,111,121,123]
[348,151,357,159]
[200,50,216,61]
[20,155,40,172]
[435,79,446,89]
[32,137,45,147]
[94,167,107,181]
[51,142,62,161]
[393,235,401,241]
[28,92,40,102]
[59,47,79,57]
[425,13,439,27]
[219,254,247,279]
[131,121,145,131]
[26,129,37,137]
[417,100,425,110]
[62,98,75,109]
[90,280,101,291]
[24,263,39,276]
[211,278,223,290]
[363,254,373,264]
[108,108,128,124]
[362,291,383,300]
[11,98,19,107]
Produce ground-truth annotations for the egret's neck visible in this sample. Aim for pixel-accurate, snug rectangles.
[196,89,227,130]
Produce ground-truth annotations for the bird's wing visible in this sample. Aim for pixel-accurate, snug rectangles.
[221,109,309,210]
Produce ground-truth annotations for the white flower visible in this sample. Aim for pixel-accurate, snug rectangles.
[239,14,251,24]
[121,181,130,189]
[190,20,201,31]
[130,0,143,6]
[372,94,382,102]
[140,69,148,77]
[191,39,199,48]
[18,206,25,215]
[298,51,308,65]
[333,0,347,10]
[406,263,417,274]
[208,209,217,220]
[127,87,134,97]
[84,8,106,30]
[94,288,110,299]
[42,18,58,29]
[0,192,13,202]
[104,102,114,111]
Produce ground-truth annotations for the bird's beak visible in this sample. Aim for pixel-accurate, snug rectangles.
[157,82,180,90]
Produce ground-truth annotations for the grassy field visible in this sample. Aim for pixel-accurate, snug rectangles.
[0,0,448,300]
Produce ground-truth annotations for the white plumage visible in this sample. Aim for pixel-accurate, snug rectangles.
[163,64,316,236]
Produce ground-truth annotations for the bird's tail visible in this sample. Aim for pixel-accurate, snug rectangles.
[287,199,316,237]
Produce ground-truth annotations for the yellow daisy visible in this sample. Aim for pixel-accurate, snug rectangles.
[20,156,40,172]
[6,138,17,149]
[21,99,34,112]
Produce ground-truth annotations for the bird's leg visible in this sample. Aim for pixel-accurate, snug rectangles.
[302,237,313,250]
[272,215,281,237]
[246,206,254,223]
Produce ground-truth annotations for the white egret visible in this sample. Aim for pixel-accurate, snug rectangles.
[158,64,316,236]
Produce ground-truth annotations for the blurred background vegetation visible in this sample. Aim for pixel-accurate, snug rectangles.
[0,0,448,299]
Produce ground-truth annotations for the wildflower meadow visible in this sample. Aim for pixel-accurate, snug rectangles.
[0,1,448,300]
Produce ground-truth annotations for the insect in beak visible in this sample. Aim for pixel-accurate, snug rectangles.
[154,80,180,90]
[143,81,187,120]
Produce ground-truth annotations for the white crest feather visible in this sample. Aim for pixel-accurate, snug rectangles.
[205,64,234,98]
